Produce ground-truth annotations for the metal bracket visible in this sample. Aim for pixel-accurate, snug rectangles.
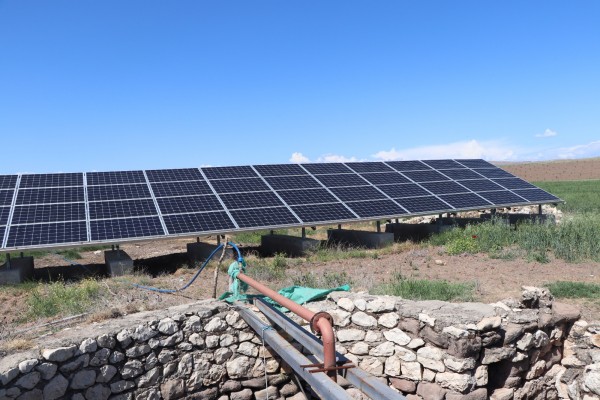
[300,360,355,374]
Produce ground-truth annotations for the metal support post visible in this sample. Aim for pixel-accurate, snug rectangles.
[301,227,306,238]
[6,254,11,269]
[376,221,381,233]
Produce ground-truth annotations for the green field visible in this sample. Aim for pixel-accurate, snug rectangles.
[534,180,600,213]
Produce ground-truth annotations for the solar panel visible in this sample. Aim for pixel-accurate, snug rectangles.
[89,199,158,220]
[202,166,258,180]
[163,211,236,234]
[220,191,284,210]
[6,222,88,247]
[146,168,204,182]
[301,163,353,175]
[265,175,322,190]
[0,190,15,206]
[157,195,224,214]
[291,203,357,223]
[0,160,562,251]
[346,200,407,218]
[359,172,410,185]
[17,187,85,205]
[230,207,300,228]
[90,217,165,241]
[88,185,150,202]
[87,171,146,185]
[151,181,213,197]
[0,175,18,190]
[276,188,338,205]
[11,203,86,224]
[20,173,83,188]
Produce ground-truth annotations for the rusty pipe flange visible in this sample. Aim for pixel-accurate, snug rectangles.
[309,311,334,335]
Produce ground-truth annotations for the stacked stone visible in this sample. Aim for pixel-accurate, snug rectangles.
[308,287,582,400]
[0,304,303,400]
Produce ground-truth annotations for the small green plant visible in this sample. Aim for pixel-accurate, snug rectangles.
[372,273,475,302]
[445,236,479,255]
[27,279,101,319]
[247,254,289,282]
[293,272,319,287]
[545,281,600,299]
[323,271,353,287]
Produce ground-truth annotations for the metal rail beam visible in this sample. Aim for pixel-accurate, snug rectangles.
[254,298,405,400]
[236,306,351,400]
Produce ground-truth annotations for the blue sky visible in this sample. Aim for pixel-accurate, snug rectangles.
[1,1,599,174]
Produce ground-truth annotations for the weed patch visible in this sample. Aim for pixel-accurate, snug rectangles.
[27,279,101,320]
[545,281,600,299]
[372,273,476,302]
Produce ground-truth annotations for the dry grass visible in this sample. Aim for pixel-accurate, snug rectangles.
[3,338,34,352]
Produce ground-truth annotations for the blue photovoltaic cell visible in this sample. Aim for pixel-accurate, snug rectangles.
[276,188,338,205]
[330,186,387,202]
[17,187,85,205]
[512,189,560,202]
[11,203,86,224]
[19,173,83,188]
[291,203,356,223]
[456,159,496,168]
[202,166,258,180]
[301,163,352,175]
[315,174,368,188]
[438,169,483,180]
[6,221,88,247]
[90,217,165,240]
[88,184,150,202]
[89,199,158,220]
[0,190,15,206]
[0,175,17,190]
[377,183,430,198]
[457,179,504,192]
[423,160,465,169]
[146,168,204,182]
[265,175,321,190]
[395,196,452,213]
[478,191,528,205]
[210,178,270,194]
[151,181,212,197]
[472,168,514,178]
[1,207,10,225]
[402,170,450,182]
[220,191,284,210]
[230,207,300,228]
[360,172,410,185]
[157,195,224,214]
[254,164,307,177]
[87,171,146,185]
[163,211,236,234]
[440,193,491,209]
[492,178,536,190]
[345,162,393,173]
[421,181,470,195]
[386,161,431,171]
[346,200,407,218]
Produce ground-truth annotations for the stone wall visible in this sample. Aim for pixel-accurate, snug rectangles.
[1,289,598,400]
[0,300,303,400]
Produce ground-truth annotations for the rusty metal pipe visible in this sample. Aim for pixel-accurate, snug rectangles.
[236,272,338,381]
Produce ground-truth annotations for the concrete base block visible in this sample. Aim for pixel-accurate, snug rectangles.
[0,256,35,284]
[187,242,234,266]
[260,234,320,257]
[327,229,393,249]
[385,223,452,242]
[104,250,134,277]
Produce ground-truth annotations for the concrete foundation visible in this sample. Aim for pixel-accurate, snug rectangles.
[260,234,320,257]
[385,223,453,242]
[186,242,234,266]
[0,256,35,284]
[104,250,134,277]
[327,229,393,249]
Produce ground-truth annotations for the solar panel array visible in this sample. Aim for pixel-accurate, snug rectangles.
[0,160,561,251]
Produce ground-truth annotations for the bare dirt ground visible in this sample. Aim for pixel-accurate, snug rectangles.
[498,157,600,181]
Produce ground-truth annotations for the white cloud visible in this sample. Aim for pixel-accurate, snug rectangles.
[316,153,359,163]
[289,152,310,163]
[555,140,600,159]
[372,140,517,161]
[535,129,558,138]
